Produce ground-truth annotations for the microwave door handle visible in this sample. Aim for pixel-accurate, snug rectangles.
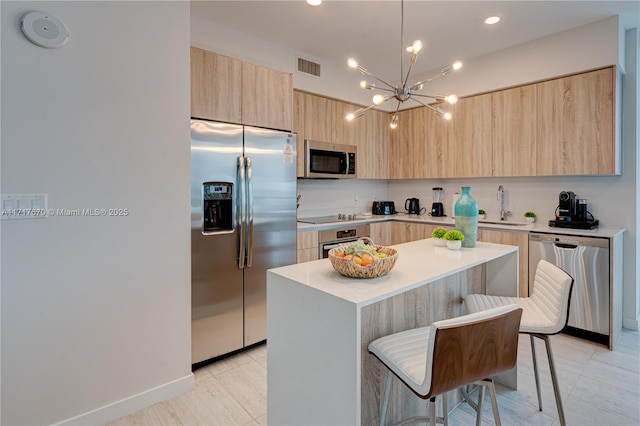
[246,157,253,267]
[237,156,246,269]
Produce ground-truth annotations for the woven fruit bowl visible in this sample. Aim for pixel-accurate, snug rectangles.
[328,245,399,279]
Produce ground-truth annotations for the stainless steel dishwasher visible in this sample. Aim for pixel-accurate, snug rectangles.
[529,232,610,346]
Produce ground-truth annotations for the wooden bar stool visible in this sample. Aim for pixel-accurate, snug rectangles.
[464,259,574,426]
[368,304,523,426]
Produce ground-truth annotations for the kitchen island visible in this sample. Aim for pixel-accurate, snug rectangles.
[267,239,519,425]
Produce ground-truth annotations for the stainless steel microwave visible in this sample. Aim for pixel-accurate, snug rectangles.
[303,140,356,178]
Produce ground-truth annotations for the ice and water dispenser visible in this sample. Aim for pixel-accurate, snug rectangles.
[203,182,233,233]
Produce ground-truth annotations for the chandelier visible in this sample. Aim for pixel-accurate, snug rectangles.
[345,0,463,129]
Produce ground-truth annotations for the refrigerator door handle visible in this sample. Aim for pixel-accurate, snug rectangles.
[246,156,254,268]
[238,156,246,269]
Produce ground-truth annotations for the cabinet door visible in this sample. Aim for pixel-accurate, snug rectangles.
[478,229,529,297]
[297,230,318,263]
[389,109,419,179]
[536,67,615,175]
[442,93,493,178]
[357,109,390,179]
[332,100,356,146]
[293,91,306,177]
[242,62,293,131]
[190,46,242,122]
[390,222,443,245]
[493,86,537,176]
[370,221,392,246]
[303,93,333,142]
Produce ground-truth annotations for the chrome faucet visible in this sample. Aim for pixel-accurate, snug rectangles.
[497,185,511,220]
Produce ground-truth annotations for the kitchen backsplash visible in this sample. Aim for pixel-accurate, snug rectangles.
[297,176,629,229]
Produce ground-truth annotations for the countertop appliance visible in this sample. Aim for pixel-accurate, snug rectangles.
[318,224,370,258]
[430,187,445,217]
[405,198,425,215]
[372,201,396,215]
[191,119,297,367]
[549,190,599,229]
[529,232,610,346]
[303,139,356,179]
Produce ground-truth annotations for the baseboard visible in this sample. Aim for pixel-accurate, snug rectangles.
[55,373,195,425]
[623,317,639,331]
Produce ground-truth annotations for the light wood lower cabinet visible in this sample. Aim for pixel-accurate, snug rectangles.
[369,222,392,246]
[297,230,318,263]
[390,222,453,245]
[478,229,529,297]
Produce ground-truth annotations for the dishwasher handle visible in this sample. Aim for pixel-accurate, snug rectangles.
[554,242,578,249]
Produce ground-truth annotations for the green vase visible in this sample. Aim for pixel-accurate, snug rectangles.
[454,186,478,248]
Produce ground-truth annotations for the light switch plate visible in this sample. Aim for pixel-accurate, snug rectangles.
[1,194,48,220]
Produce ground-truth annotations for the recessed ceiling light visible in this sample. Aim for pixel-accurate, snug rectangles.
[307,0,322,6]
[485,16,501,25]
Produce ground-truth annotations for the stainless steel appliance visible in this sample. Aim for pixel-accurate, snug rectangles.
[191,119,297,366]
[303,140,356,178]
[318,224,370,258]
[529,232,610,345]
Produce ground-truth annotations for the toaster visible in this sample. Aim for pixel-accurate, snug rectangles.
[372,201,396,215]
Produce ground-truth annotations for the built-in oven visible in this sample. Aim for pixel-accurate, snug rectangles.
[318,224,370,258]
[303,140,356,179]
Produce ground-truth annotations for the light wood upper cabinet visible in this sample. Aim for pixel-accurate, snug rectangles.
[356,109,390,179]
[191,46,293,131]
[191,46,242,123]
[536,66,616,175]
[492,85,537,177]
[442,92,493,178]
[241,62,293,131]
[303,92,333,142]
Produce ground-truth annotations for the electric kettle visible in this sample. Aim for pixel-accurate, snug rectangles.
[405,198,424,215]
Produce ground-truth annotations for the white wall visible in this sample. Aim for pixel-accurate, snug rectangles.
[1,2,192,424]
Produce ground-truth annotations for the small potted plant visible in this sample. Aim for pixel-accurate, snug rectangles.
[443,230,465,250]
[478,209,486,220]
[524,211,537,224]
[432,227,448,247]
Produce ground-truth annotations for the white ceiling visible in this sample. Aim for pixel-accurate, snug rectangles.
[191,1,639,82]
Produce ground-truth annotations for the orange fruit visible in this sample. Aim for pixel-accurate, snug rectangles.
[361,253,373,267]
[353,255,363,266]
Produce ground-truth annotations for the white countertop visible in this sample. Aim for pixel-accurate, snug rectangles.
[296,214,624,238]
[268,239,518,307]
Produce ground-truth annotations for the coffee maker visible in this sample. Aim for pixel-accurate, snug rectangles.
[430,187,445,217]
[550,190,598,229]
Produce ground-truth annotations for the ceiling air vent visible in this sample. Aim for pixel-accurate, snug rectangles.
[297,57,321,77]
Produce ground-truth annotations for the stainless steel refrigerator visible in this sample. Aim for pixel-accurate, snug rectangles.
[190,119,297,365]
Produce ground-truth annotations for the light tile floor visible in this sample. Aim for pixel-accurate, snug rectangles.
[108,330,639,425]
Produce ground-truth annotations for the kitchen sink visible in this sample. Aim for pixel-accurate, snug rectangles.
[479,220,531,226]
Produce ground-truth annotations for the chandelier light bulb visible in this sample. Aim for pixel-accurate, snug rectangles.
[485,16,500,25]
[452,61,463,71]
[446,94,458,104]
[345,113,355,121]
[390,115,399,129]
[360,80,375,90]
[347,58,358,69]
[444,112,452,120]
[410,40,423,53]
[372,94,386,105]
